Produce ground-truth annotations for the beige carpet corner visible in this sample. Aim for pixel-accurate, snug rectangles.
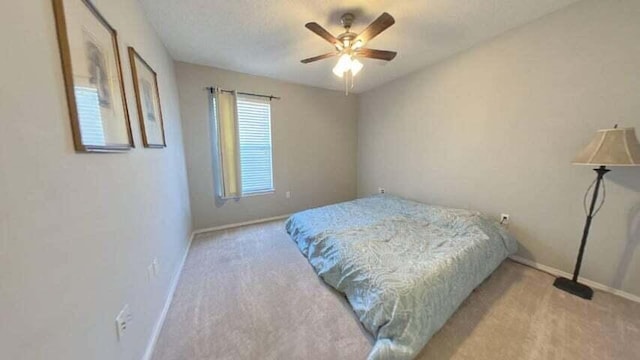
[151,220,640,360]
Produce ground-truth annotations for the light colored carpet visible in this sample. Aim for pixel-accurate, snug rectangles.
[152,220,640,360]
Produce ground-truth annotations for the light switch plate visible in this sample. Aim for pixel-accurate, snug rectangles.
[115,304,132,341]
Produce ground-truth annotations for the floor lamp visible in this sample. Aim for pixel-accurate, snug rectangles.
[553,126,640,300]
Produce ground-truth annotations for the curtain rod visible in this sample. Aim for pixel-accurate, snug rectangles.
[206,87,280,101]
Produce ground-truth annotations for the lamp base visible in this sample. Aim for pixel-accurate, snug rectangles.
[553,277,593,300]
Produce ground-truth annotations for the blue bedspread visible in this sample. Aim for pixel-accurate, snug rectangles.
[286,195,517,360]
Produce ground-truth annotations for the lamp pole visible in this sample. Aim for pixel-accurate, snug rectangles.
[553,165,609,300]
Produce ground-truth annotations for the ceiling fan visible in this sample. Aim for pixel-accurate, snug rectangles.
[301,12,397,94]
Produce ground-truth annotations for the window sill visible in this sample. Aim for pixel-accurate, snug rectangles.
[240,189,275,198]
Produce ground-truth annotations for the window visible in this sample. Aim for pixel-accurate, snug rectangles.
[210,91,274,198]
[236,95,274,195]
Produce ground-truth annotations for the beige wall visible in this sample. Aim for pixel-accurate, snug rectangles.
[0,1,192,359]
[358,0,640,297]
[175,62,358,230]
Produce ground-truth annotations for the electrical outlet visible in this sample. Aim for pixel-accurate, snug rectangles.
[285,191,291,199]
[152,258,160,277]
[115,304,133,341]
[500,214,510,225]
[378,187,386,194]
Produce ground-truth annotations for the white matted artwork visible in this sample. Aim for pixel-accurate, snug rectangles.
[52,0,133,152]
[128,47,166,148]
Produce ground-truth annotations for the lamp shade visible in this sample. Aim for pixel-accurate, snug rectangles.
[573,127,640,166]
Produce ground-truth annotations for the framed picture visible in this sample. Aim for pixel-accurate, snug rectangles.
[128,47,167,148]
[52,0,134,152]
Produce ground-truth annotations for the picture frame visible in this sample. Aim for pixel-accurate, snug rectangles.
[128,47,167,148]
[52,0,134,152]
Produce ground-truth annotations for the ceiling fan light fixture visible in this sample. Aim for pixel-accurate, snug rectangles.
[333,53,352,77]
[350,58,363,76]
[332,54,364,78]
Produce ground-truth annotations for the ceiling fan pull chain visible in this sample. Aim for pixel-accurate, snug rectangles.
[345,71,349,96]
[351,71,355,90]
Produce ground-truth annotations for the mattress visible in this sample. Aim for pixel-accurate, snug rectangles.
[286,194,517,360]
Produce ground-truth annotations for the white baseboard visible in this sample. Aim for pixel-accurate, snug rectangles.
[192,214,290,237]
[509,255,640,304]
[141,232,195,360]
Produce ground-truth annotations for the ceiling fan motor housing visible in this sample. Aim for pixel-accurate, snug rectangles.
[338,13,357,48]
[340,13,355,29]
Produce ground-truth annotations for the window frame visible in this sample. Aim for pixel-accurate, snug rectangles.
[236,94,275,197]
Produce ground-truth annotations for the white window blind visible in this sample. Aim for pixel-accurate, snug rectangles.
[236,95,274,195]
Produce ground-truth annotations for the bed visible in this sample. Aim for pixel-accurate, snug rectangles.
[285,194,517,360]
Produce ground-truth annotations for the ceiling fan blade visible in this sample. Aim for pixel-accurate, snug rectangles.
[355,48,397,61]
[300,52,338,64]
[355,12,395,44]
[305,22,340,47]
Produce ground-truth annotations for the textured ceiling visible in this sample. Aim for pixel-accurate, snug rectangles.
[139,0,581,93]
